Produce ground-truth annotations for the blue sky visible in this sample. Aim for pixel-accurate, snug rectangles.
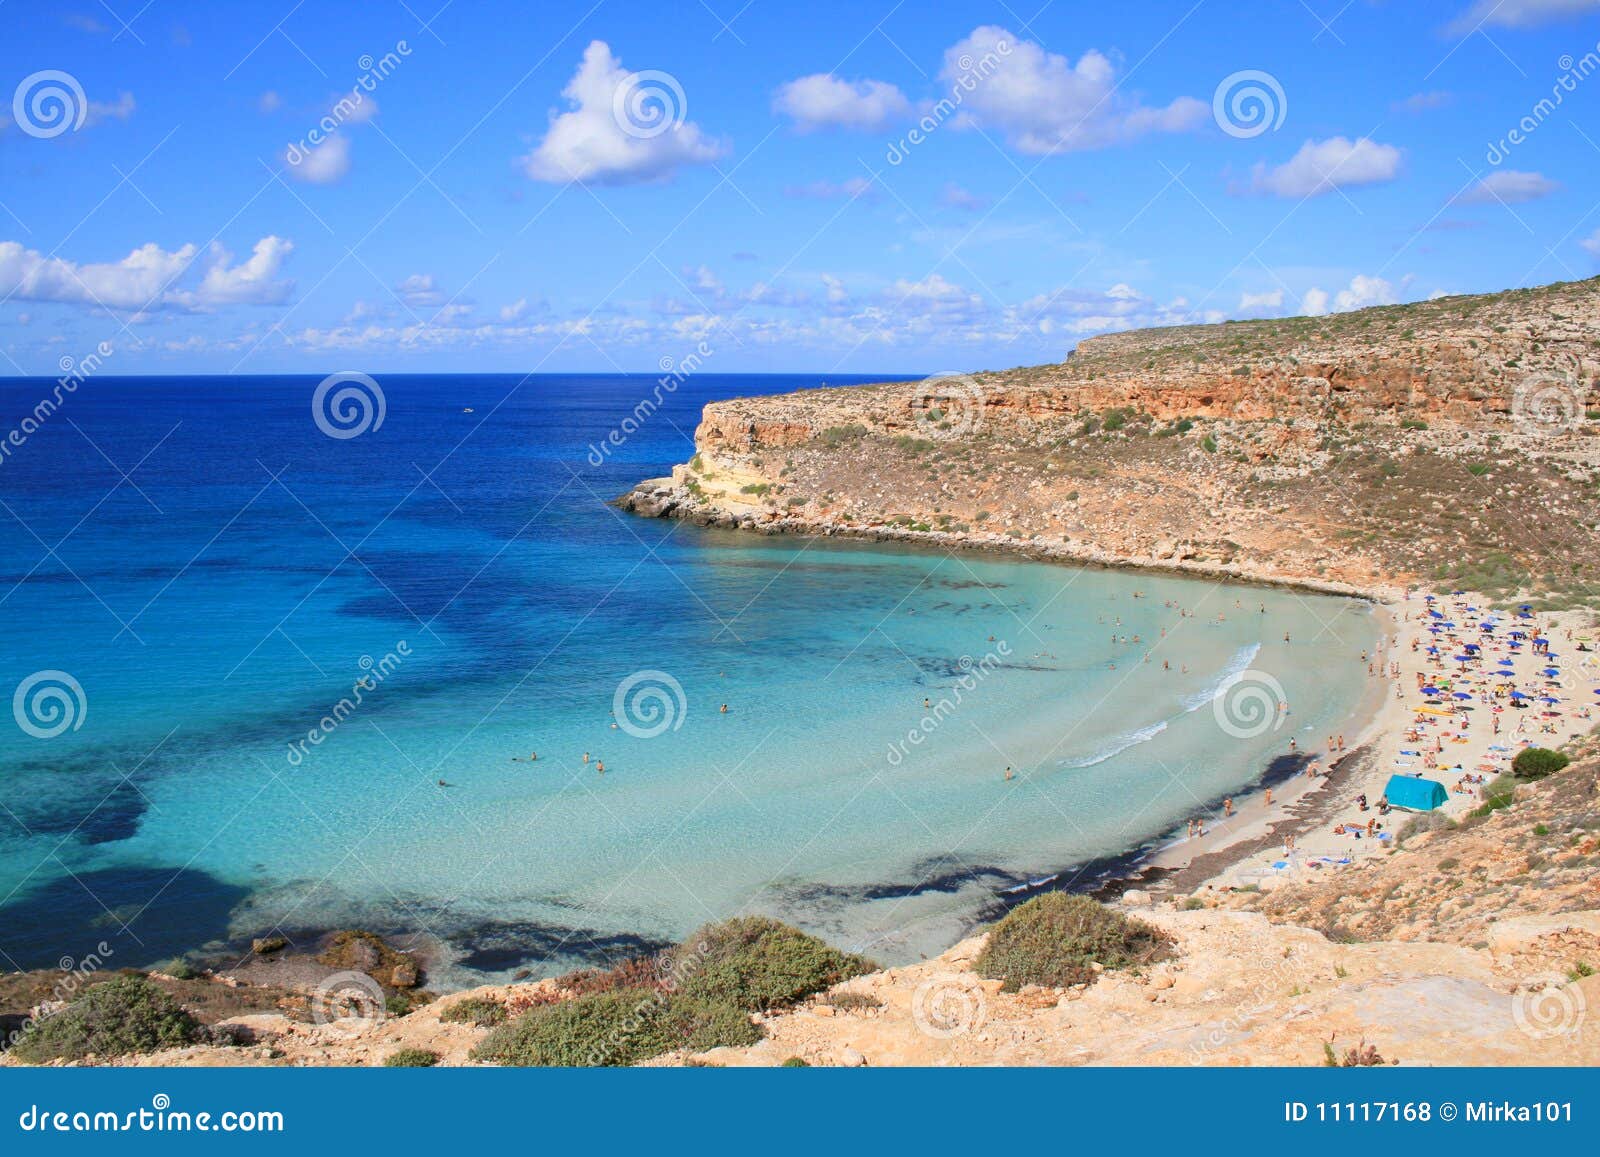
[1,0,1598,376]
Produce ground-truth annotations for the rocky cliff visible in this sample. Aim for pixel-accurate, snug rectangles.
[622,277,1600,600]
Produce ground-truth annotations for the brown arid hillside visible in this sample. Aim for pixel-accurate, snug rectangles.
[622,276,1600,603]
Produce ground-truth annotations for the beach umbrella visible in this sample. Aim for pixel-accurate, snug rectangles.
[1542,667,1559,676]
[1510,691,1529,700]
[1497,658,1514,666]
[1533,637,1549,645]
[1540,695,1559,704]
[1421,685,1440,695]
[1452,692,1472,700]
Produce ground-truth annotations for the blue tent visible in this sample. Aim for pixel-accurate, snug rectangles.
[1383,774,1448,811]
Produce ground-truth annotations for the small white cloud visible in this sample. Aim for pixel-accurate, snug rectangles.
[940,182,991,211]
[772,74,910,132]
[1447,0,1600,35]
[258,91,283,114]
[286,133,351,184]
[1581,227,1600,257]
[1251,137,1402,198]
[783,176,876,200]
[397,273,444,308]
[500,298,529,322]
[1238,289,1284,311]
[84,92,135,127]
[521,41,726,185]
[1300,275,1396,316]
[1458,169,1559,204]
[941,25,1206,155]
[173,236,294,307]
[1393,91,1451,114]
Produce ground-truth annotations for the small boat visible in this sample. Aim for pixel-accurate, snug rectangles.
[462,407,475,413]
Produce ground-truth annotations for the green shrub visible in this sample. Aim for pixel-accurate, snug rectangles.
[11,975,197,1063]
[1512,747,1569,781]
[781,1056,810,1067]
[1470,773,1519,817]
[672,916,875,1012]
[383,1047,440,1067]
[974,894,1173,991]
[439,996,507,1027]
[1200,435,1218,453]
[471,991,758,1067]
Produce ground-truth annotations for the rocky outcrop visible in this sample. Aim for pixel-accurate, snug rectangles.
[622,277,1600,599]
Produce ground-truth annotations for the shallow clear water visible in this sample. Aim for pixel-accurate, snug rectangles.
[0,373,1377,982]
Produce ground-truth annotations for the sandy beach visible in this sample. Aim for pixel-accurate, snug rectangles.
[1124,590,1600,899]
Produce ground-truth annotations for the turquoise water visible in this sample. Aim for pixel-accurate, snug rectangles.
[0,374,1377,982]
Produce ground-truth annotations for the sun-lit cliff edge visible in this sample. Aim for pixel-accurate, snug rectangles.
[621,277,1600,602]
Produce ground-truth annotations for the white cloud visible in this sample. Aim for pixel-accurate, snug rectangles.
[1581,228,1600,257]
[500,298,529,322]
[396,274,444,308]
[940,182,991,211]
[258,91,283,114]
[783,176,876,200]
[1448,0,1600,35]
[1300,275,1397,316]
[940,26,1206,155]
[1238,289,1284,311]
[286,133,351,184]
[521,41,726,185]
[172,237,294,307]
[1393,91,1451,114]
[1251,137,1402,197]
[1458,169,1559,204]
[0,236,293,312]
[772,74,910,132]
[0,240,196,310]
[85,92,135,127]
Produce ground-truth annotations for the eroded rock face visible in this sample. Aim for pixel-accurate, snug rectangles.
[619,278,1600,595]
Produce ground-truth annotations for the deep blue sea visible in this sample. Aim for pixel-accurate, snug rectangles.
[0,372,1377,985]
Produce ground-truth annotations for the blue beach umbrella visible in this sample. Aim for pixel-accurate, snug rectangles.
[1452,692,1472,700]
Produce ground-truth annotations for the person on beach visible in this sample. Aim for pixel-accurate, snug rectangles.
[1005,766,1014,781]
[1223,797,1234,817]
[583,752,589,763]
[596,760,604,774]
[1265,788,1273,806]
